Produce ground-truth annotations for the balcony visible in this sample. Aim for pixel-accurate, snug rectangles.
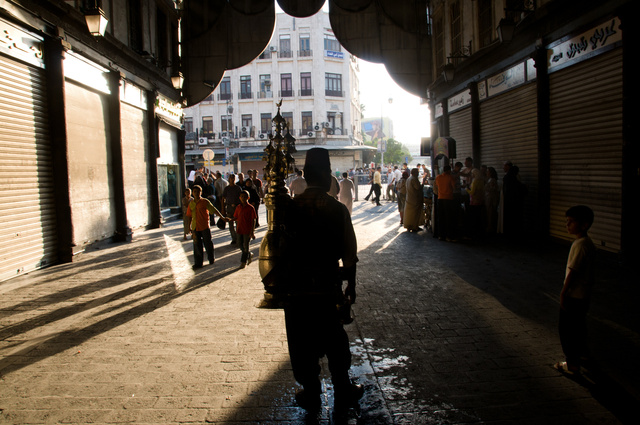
[257,91,273,99]
[298,88,314,97]
[325,90,344,97]
[279,90,294,98]
[218,93,233,101]
[239,91,253,100]
[278,50,293,59]
[298,49,313,58]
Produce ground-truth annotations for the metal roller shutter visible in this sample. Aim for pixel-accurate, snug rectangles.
[449,107,472,162]
[0,53,57,282]
[121,102,150,230]
[548,48,622,252]
[480,84,538,227]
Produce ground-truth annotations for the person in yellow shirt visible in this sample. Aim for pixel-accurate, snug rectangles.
[186,185,226,269]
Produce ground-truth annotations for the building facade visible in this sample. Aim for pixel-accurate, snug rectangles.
[184,11,371,176]
[425,0,636,257]
[0,0,184,282]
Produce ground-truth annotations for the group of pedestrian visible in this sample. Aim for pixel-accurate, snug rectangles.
[431,157,527,242]
[183,168,265,270]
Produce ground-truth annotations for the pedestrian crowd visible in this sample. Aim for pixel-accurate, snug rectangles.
[183,167,265,270]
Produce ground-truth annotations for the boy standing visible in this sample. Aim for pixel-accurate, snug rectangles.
[186,185,225,270]
[555,205,596,375]
[232,190,257,268]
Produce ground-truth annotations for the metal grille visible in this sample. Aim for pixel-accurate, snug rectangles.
[0,53,57,282]
[548,48,623,252]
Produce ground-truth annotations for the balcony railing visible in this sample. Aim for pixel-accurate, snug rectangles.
[239,91,253,100]
[279,90,294,98]
[298,49,313,58]
[325,90,344,97]
[257,91,273,99]
[278,50,293,59]
[218,92,233,101]
[299,88,314,97]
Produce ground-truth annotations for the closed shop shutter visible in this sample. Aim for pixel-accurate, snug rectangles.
[65,80,117,248]
[480,83,538,226]
[449,107,472,162]
[549,48,622,252]
[121,102,150,229]
[0,53,57,281]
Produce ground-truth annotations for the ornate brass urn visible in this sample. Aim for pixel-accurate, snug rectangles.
[258,101,297,308]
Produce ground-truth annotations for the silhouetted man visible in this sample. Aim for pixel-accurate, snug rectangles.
[284,148,363,412]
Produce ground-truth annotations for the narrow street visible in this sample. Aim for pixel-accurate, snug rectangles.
[0,197,636,424]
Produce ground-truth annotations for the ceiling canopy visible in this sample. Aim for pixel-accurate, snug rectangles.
[181,0,431,105]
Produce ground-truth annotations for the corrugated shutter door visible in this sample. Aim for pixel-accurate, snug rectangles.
[121,102,150,230]
[549,48,623,252]
[480,84,538,226]
[0,54,57,282]
[449,107,472,162]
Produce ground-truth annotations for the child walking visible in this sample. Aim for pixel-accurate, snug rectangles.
[232,190,257,268]
[555,205,595,375]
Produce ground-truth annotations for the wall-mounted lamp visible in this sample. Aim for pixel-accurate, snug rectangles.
[171,71,184,90]
[442,63,456,83]
[85,6,109,37]
[497,18,516,43]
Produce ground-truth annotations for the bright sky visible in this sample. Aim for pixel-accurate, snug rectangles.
[357,60,431,154]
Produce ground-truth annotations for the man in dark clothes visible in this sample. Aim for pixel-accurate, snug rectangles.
[284,147,363,413]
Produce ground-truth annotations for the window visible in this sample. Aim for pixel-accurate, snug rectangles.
[450,1,463,64]
[184,117,193,134]
[324,35,341,52]
[300,72,312,96]
[280,73,293,97]
[259,74,272,98]
[202,116,213,137]
[301,112,313,132]
[129,0,143,52]
[282,112,293,132]
[241,115,252,129]
[478,0,493,48]
[279,35,292,58]
[327,112,342,130]
[219,76,231,101]
[434,13,445,73]
[325,73,342,97]
[260,113,272,134]
[240,75,252,99]
[241,115,252,136]
[299,34,311,57]
[221,115,233,133]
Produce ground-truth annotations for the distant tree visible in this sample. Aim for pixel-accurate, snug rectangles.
[364,137,412,165]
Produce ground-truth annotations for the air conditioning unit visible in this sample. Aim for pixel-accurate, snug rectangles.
[241,131,248,138]
[258,133,266,139]
[335,129,342,135]
[307,131,314,137]
[198,137,208,145]
[323,122,331,128]
[269,46,277,52]
[241,127,247,132]
[327,128,335,135]
[314,123,321,131]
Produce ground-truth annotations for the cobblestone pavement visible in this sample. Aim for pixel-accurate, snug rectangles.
[0,197,637,424]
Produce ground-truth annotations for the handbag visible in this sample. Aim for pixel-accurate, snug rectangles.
[216,217,226,230]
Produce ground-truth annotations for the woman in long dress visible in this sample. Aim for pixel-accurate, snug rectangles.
[396,171,409,225]
[403,168,423,232]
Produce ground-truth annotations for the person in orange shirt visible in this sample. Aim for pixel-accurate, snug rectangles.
[186,185,226,269]
[434,165,457,241]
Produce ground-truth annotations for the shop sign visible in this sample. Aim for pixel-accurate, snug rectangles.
[487,62,525,97]
[548,18,622,70]
[448,89,471,113]
[0,18,43,67]
[155,95,183,123]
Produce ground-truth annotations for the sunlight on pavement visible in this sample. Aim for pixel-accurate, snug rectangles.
[163,234,195,292]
